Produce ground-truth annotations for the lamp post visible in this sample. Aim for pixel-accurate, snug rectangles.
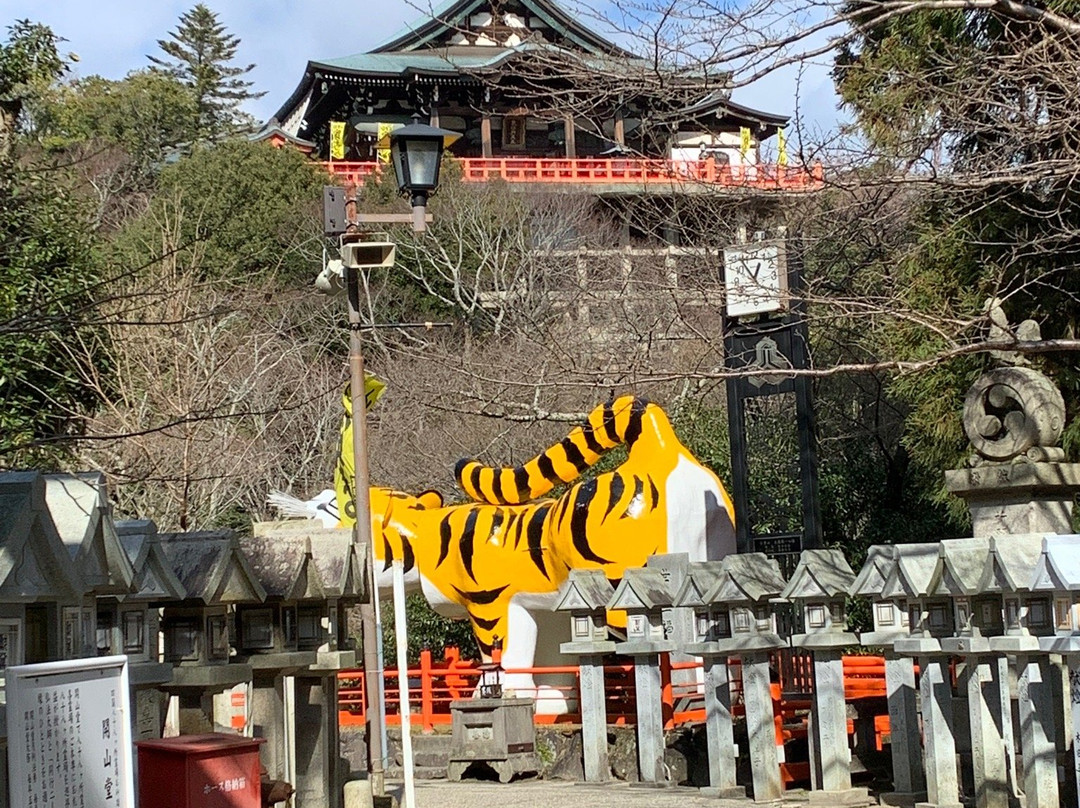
[323,121,459,798]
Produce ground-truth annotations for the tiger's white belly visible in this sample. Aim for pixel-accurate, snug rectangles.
[665,454,737,561]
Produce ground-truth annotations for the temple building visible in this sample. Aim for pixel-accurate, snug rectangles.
[268,0,816,195]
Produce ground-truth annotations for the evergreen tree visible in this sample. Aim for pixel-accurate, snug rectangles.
[148,4,264,140]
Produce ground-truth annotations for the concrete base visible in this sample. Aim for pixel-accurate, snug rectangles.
[914,802,964,808]
[878,791,928,807]
[699,785,746,799]
[807,787,870,806]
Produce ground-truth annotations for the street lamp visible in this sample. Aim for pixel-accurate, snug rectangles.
[320,121,459,799]
[381,122,461,231]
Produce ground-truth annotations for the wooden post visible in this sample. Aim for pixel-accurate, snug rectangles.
[481,115,493,158]
[429,105,439,128]
[614,109,625,146]
[564,116,576,158]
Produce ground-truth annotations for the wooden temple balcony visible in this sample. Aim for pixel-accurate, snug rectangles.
[323,157,824,193]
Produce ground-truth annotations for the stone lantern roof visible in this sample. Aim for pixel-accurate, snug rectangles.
[608,568,674,612]
[930,538,991,597]
[710,553,787,604]
[779,548,854,601]
[44,472,135,596]
[115,520,187,602]
[251,520,367,601]
[672,561,725,609]
[879,543,940,601]
[1031,534,1080,591]
[158,530,266,605]
[982,534,1045,594]
[850,545,897,599]
[0,472,84,602]
[555,568,614,613]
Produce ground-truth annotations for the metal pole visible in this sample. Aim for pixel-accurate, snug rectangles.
[393,560,416,808]
[346,264,385,797]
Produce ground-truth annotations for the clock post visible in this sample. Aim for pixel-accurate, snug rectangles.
[721,233,821,577]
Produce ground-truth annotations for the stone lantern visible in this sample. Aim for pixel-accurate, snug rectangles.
[112,519,186,741]
[703,554,788,803]
[850,546,923,808]
[609,567,674,784]
[982,534,1057,808]
[931,537,1014,808]
[781,549,867,806]
[158,530,266,735]
[240,522,365,808]
[1031,534,1080,805]
[554,569,615,783]
[673,561,741,797]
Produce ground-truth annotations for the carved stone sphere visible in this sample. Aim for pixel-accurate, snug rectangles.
[963,367,1065,461]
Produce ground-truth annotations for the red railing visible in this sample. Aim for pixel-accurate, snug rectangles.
[323,158,824,190]
[337,648,887,732]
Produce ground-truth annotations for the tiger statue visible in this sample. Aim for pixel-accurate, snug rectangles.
[326,395,737,710]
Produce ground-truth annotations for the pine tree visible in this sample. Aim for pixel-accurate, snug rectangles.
[148,4,264,140]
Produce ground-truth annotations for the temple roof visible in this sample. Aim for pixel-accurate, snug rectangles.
[372,0,627,56]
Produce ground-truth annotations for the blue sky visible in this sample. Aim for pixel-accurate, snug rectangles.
[0,0,844,140]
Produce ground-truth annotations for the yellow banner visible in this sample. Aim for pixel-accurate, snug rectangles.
[777,127,788,167]
[330,121,346,160]
[739,126,752,158]
[333,374,387,527]
[377,123,395,164]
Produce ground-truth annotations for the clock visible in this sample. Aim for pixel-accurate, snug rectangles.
[722,241,789,318]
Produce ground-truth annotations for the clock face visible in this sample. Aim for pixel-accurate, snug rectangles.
[723,242,788,318]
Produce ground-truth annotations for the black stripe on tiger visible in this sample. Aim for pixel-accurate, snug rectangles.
[460,509,480,583]
[570,479,613,564]
[437,514,452,568]
[452,396,655,506]
[471,614,500,632]
[526,504,553,578]
[452,584,509,605]
[602,473,625,524]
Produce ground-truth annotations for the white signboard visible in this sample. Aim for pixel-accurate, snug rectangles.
[723,241,789,318]
[6,656,134,808]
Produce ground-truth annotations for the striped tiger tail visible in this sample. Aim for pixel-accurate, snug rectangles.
[455,395,654,505]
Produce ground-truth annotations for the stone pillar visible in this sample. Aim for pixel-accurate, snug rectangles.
[807,649,868,805]
[961,656,1009,808]
[880,652,926,806]
[632,656,666,783]
[742,651,782,803]
[251,673,288,782]
[579,655,610,783]
[1016,655,1059,808]
[700,656,742,797]
[920,656,963,808]
[294,674,341,808]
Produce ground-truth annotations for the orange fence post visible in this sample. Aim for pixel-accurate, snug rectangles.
[420,648,434,732]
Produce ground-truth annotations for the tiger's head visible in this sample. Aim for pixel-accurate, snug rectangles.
[370,487,445,588]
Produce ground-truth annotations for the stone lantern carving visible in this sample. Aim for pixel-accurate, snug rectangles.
[554,569,615,783]
[609,567,674,784]
[850,546,924,807]
[781,549,867,806]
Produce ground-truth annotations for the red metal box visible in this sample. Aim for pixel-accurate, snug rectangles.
[135,734,265,808]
